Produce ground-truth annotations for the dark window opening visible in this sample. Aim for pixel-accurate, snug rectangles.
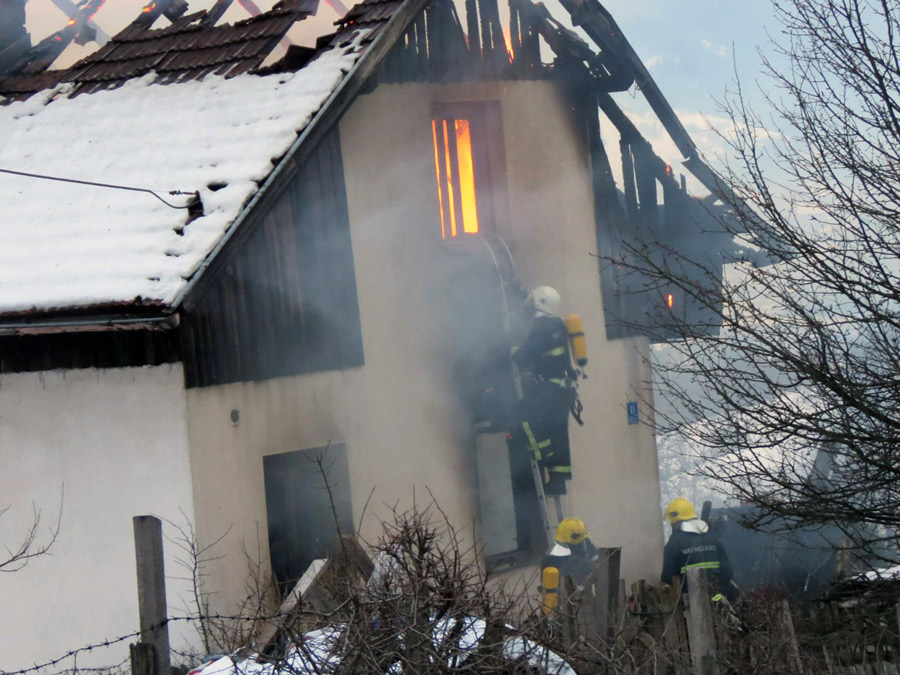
[475,432,545,569]
[263,444,353,593]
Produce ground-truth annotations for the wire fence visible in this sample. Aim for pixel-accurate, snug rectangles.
[0,610,305,675]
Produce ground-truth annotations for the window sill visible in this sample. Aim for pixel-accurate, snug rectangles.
[485,548,543,573]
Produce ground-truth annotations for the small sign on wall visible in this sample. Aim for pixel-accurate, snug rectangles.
[627,401,639,425]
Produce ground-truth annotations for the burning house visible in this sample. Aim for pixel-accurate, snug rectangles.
[0,0,742,667]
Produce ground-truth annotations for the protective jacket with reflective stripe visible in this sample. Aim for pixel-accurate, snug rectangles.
[511,312,575,494]
[661,518,732,592]
[512,313,574,381]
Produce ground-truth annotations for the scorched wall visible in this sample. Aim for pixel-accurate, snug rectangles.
[184,77,663,616]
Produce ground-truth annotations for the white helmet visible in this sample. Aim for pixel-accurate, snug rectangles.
[531,286,561,315]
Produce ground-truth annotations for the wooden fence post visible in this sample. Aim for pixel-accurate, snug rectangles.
[588,547,621,643]
[660,581,692,675]
[777,599,802,674]
[133,515,170,675]
[129,642,156,675]
[685,567,718,675]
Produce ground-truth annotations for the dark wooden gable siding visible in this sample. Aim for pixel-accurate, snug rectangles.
[0,329,180,374]
[180,127,364,388]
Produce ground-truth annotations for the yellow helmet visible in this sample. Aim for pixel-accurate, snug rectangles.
[665,498,698,524]
[555,518,588,544]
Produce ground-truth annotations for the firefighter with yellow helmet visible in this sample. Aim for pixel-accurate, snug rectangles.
[539,518,599,616]
[661,498,733,601]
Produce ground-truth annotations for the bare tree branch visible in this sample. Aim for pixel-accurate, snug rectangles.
[0,487,63,573]
[611,0,900,564]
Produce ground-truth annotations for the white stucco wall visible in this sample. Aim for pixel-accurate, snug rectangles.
[0,364,198,671]
[185,78,662,615]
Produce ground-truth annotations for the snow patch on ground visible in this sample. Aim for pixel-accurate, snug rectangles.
[189,617,576,675]
[859,564,900,581]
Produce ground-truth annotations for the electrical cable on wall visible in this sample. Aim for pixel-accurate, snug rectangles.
[0,167,198,209]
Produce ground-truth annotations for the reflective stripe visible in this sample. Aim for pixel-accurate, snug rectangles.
[681,561,721,573]
[544,347,566,357]
[548,465,571,473]
[538,439,552,449]
[548,378,567,387]
[711,593,724,603]
[522,422,542,459]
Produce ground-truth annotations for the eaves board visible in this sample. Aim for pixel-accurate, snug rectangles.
[177,0,432,313]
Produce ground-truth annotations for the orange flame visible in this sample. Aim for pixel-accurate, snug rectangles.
[455,120,479,234]
[432,118,481,238]
[142,2,157,13]
[502,29,514,63]
[666,293,674,309]
[86,0,108,21]
[67,18,77,26]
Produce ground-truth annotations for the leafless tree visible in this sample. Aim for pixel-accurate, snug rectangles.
[265,502,576,674]
[162,479,578,673]
[165,512,281,656]
[0,491,62,573]
[614,0,900,563]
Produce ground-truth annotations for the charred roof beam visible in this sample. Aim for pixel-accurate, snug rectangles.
[49,0,111,45]
[3,26,74,76]
[201,0,235,26]
[551,0,633,90]
[558,0,696,156]
[0,0,30,73]
[521,0,770,269]
[132,0,189,28]
[526,0,770,244]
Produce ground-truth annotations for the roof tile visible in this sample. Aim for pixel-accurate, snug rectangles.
[0,4,313,99]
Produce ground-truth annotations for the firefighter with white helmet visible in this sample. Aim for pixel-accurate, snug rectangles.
[661,498,733,600]
[530,285,561,315]
[509,285,577,495]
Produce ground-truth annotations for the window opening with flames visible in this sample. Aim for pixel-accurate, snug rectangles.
[432,116,481,239]
[431,102,508,240]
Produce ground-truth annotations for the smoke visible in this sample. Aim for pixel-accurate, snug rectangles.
[0,0,30,67]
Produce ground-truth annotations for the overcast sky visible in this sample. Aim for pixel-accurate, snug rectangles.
[23,0,783,177]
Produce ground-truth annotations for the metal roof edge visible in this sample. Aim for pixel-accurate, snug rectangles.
[0,312,179,336]
[175,0,431,313]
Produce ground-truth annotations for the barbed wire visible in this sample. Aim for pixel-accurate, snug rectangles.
[0,609,319,675]
[1,592,549,675]
[37,655,130,675]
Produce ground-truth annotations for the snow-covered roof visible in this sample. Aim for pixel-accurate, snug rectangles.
[0,25,370,318]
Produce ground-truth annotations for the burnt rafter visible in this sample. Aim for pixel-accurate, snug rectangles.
[524,0,764,241]
[518,0,629,90]
[548,0,771,234]
[49,0,111,45]
[0,1,317,100]
[131,0,190,27]
[516,0,770,340]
